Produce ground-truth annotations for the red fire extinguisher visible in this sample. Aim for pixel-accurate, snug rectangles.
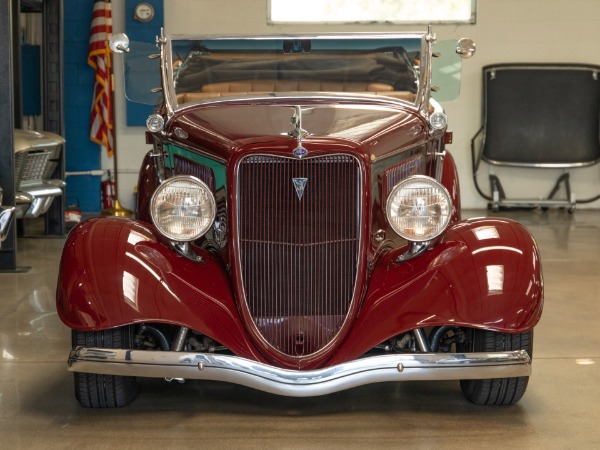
[101,170,116,209]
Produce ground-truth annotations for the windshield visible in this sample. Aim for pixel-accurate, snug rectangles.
[122,33,463,108]
[169,35,423,107]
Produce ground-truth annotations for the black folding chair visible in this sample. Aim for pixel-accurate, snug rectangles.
[472,64,600,212]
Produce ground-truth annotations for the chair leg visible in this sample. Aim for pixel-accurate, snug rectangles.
[489,175,505,212]
[547,172,576,213]
[547,172,570,200]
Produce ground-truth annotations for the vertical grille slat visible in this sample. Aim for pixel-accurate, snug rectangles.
[237,155,361,357]
[383,153,423,198]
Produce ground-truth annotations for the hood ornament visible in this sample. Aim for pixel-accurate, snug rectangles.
[289,106,309,159]
[292,178,308,201]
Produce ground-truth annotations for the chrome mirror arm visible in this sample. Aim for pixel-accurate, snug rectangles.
[419,25,436,118]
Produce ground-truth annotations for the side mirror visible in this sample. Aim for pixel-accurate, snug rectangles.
[456,38,476,59]
[109,33,130,54]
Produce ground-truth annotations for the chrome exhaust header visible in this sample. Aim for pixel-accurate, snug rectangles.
[68,347,531,397]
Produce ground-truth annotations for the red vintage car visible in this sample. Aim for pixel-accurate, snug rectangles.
[57,29,543,408]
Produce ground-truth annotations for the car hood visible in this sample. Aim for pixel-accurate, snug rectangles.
[164,98,428,161]
[14,129,65,153]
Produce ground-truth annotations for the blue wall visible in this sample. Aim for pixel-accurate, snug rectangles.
[63,0,101,212]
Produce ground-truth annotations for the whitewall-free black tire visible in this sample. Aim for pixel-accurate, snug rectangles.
[458,329,533,405]
[72,326,138,408]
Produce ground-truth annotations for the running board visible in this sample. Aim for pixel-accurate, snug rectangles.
[68,347,531,397]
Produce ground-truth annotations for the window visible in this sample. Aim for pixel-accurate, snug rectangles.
[269,0,476,25]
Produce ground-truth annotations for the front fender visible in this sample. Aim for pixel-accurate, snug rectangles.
[329,217,543,365]
[57,217,543,368]
[56,217,265,362]
[441,150,461,222]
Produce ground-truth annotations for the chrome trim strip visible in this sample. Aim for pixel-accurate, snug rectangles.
[68,348,532,397]
[173,92,421,116]
[167,32,427,42]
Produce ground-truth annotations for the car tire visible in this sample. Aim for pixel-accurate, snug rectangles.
[458,329,533,405]
[72,326,138,408]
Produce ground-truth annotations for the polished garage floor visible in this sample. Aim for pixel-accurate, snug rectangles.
[0,209,598,449]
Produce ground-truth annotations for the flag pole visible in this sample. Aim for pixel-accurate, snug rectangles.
[95,0,131,217]
[101,68,132,218]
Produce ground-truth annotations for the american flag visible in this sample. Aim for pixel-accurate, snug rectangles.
[88,0,114,157]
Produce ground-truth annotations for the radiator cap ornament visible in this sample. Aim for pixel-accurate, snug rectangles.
[289,106,309,159]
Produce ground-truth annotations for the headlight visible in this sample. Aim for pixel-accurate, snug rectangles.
[429,111,448,130]
[150,175,216,242]
[146,114,165,132]
[386,175,452,242]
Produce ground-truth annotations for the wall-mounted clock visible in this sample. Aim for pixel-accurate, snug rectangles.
[134,2,155,23]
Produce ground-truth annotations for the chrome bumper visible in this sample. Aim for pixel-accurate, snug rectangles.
[16,180,64,219]
[0,206,15,243]
[68,348,532,397]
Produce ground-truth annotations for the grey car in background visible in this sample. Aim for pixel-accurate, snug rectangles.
[13,129,65,219]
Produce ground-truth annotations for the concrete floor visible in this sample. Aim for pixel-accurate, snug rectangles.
[0,209,598,449]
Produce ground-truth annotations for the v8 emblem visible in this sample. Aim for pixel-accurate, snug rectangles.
[292,178,308,201]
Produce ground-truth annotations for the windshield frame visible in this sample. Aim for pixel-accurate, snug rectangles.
[158,31,432,117]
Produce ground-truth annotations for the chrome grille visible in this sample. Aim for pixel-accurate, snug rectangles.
[15,151,51,186]
[237,154,361,357]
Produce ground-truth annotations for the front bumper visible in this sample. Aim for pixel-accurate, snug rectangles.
[16,180,64,219]
[0,206,15,243]
[68,347,531,397]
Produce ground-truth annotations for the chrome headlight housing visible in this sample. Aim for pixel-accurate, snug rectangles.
[150,175,216,242]
[386,175,452,242]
